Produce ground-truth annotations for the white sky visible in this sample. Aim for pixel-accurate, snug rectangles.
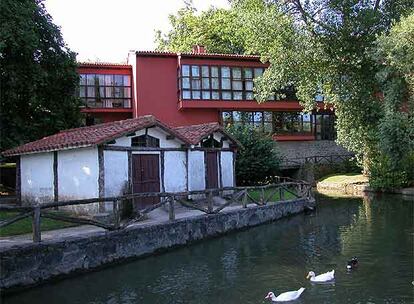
[44,0,230,63]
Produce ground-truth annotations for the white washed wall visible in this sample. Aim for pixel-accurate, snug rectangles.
[104,150,128,197]
[188,151,205,191]
[21,153,54,203]
[164,151,187,192]
[109,127,183,148]
[221,151,235,187]
[58,147,99,201]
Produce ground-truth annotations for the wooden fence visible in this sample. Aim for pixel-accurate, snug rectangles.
[0,178,312,243]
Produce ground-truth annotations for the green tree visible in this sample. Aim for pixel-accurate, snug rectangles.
[155,1,246,54]
[0,0,82,152]
[228,125,280,185]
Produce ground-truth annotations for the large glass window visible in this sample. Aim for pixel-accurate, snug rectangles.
[79,74,132,108]
[180,65,296,101]
[221,111,335,139]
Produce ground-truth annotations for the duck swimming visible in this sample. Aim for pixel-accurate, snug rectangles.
[347,257,359,270]
[306,270,335,282]
[265,288,305,302]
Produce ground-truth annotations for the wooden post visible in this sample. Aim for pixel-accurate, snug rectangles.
[113,199,120,229]
[207,191,213,213]
[261,187,265,205]
[279,187,285,201]
[242,189,248,208]
[32,205,41,243]
[168,196,175,221]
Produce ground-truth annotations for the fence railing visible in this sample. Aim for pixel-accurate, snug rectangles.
[0,178,313,243]
[280,154,354,169]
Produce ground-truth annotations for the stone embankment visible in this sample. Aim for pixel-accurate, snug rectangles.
[0,197,315,291]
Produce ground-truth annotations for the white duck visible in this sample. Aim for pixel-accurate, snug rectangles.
[264,288,305,302]
[306,270,335,282]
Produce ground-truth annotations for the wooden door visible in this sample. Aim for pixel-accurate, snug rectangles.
[206,151,218,189]
[132,154,160,209]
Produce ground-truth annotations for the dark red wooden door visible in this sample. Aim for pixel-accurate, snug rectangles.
[132,154,160,209]
[206,151,218,189]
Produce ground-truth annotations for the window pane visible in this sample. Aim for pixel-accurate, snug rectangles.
[202,91,211,99]
[191,79,201,89]
[212,91,220,99]
[254,68,264,77]
[233,92,243,100]
[302,113,311,122]
[222,78,231,90]
[246,92,254,100]
[222,91,231,100]
[232,80,242,90]
[211,66,219,77]
[191,66,200,77]
[232,68,242,79]
[105,87,113,97]
[202,78,210,89]
[182,77,190,89]
[254,112,263,122]
[80,74,87,85]
[87,86,95,97]
[182,65,190,76]
[124,88,131,98]
[264,112,273,122]
[211,78,219,89]
[123,75,131,86]
[114,75,123,86]
[87,74,96,85]
[98,87,105,98]
[222,111,232,124]
[244,68,253,79]
[114,87,123,98]
[233,111,242,121]
[182,90,191,99]
[245,81,253,91]
[124,99,131,108]
[79,86,86,97]
[105,75,113,85]
[97,75,105,86]
[264,122,272,133]
[201,66,209,77]
[192,90,201,99]
[221,67,230,78]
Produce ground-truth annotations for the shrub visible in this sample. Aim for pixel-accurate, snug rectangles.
[227,125,280,186]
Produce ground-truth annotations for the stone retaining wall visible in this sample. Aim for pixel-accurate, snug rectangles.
[0,198,315,291]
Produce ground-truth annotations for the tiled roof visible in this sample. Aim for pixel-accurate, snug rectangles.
[173,122,240,146]
[135,50,262,61]
[2,116,189,157]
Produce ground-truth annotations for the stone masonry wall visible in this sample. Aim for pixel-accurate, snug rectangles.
[277,140,350,161]
[0,198,314,291]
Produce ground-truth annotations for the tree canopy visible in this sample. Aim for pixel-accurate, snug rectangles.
[0,0,82,152]
[157,0,414,188]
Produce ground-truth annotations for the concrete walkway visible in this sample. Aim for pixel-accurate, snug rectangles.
[0,200,260,249]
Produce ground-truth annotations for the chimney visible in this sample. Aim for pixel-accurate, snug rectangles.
[192,45,206,53]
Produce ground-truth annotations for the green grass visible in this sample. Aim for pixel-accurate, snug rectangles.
[248,187,297,202]
[0,211,79,237]
[318,173,367,185]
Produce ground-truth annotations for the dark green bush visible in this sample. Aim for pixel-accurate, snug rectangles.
[227,125,280,186]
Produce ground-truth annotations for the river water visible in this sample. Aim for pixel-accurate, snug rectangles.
[3,193,413,304]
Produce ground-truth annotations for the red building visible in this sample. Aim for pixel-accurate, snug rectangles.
[78,47,336,142]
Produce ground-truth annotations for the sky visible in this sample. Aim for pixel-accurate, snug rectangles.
[44,0,230,63]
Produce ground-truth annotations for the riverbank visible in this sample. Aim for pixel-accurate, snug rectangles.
[0,197,314,292]
[316,173,414,197]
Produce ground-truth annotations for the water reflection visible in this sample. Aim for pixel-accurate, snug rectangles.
[3,193,413,304]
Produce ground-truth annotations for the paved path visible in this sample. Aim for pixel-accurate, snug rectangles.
[0,200,258,250]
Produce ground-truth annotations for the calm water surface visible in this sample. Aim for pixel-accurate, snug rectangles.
[3,193,413,304]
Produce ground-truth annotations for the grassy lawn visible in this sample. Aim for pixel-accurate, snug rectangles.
[248,187,297,202]
[319,173,367,185]
[0,211,79,237]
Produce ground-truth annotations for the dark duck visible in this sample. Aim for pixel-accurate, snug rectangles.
[347,257,359,270]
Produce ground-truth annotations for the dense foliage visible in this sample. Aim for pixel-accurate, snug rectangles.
[0,0,82,152]
[227,125,280,186]
[157,0,414,189]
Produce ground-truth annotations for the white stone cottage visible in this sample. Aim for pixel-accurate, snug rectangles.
[2,115,239,213]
